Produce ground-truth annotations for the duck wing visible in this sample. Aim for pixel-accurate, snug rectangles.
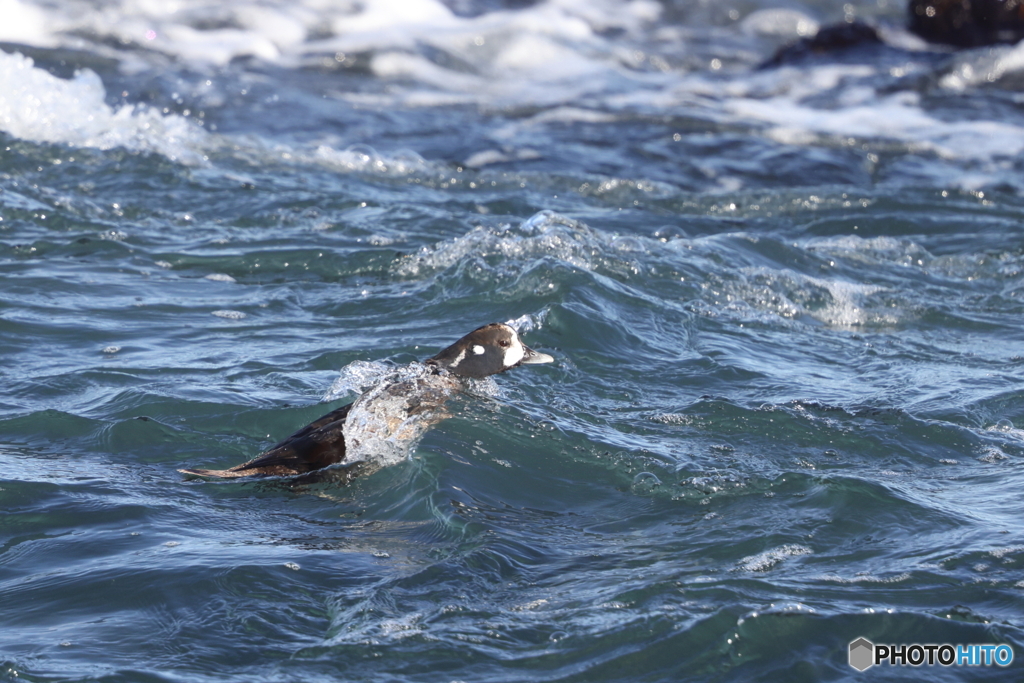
[179,402,353,478]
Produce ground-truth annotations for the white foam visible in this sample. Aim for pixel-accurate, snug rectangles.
[736,544,812,572]
[0,51,208,163]
[322,360,395,402]
[2,0,1021,183]
[721,266,891,328]
[464,148,540,168]
[716,66,1024,164]
[806,235,932,268]
[211,309,246,319]
[313,144,433,176]
[505,312,545,334]
[4,0,663,107]
[817,572,911,584]
[0,49,448,171]
[0,0,49,45]
[155,24,281,65]
[740,9,819,39]
[342,363,458,466]
[939,41,1024,91]
[32,0,311,67]
[120,0,627,76]
[394,210,646,281]
[330,0,457,38]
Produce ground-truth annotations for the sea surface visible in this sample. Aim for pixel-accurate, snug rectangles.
[2,0,1024,680]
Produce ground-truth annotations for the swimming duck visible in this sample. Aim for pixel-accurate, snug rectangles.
[179,323,554,480]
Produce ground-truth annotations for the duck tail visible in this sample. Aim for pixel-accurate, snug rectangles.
[178,467,251,479]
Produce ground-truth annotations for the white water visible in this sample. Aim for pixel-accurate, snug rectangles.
[0,0,1021,190]
[0,51,208,163]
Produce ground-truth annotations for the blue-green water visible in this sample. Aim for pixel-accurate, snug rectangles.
[3,0,1024,681]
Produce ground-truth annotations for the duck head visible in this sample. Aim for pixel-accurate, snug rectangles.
[428,323,554,378]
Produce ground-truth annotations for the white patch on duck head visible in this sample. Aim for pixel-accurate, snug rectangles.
[448,348,466,368]
[472,344,485,355]
[502,331,526,368]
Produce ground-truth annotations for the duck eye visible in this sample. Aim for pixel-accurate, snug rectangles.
[499,339,510,347]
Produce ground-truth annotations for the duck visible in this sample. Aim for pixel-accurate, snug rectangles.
[178,323,554,480]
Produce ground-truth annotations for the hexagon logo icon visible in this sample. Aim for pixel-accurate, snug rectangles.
[849,637,874,672]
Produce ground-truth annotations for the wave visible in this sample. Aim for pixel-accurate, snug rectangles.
[3,0,1024,188]
[0,51,208,163]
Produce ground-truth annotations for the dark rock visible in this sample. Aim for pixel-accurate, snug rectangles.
[909,0,1024,47]
[761,21,884,69]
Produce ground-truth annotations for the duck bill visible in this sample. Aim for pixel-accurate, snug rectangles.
[520,345,554,365]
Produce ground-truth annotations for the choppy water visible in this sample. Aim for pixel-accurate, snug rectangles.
[3,0,1024,680]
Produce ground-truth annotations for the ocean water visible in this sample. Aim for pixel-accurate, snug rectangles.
[3,0,1024,680]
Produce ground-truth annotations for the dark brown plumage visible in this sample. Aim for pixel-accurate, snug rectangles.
[179,323,553,480]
